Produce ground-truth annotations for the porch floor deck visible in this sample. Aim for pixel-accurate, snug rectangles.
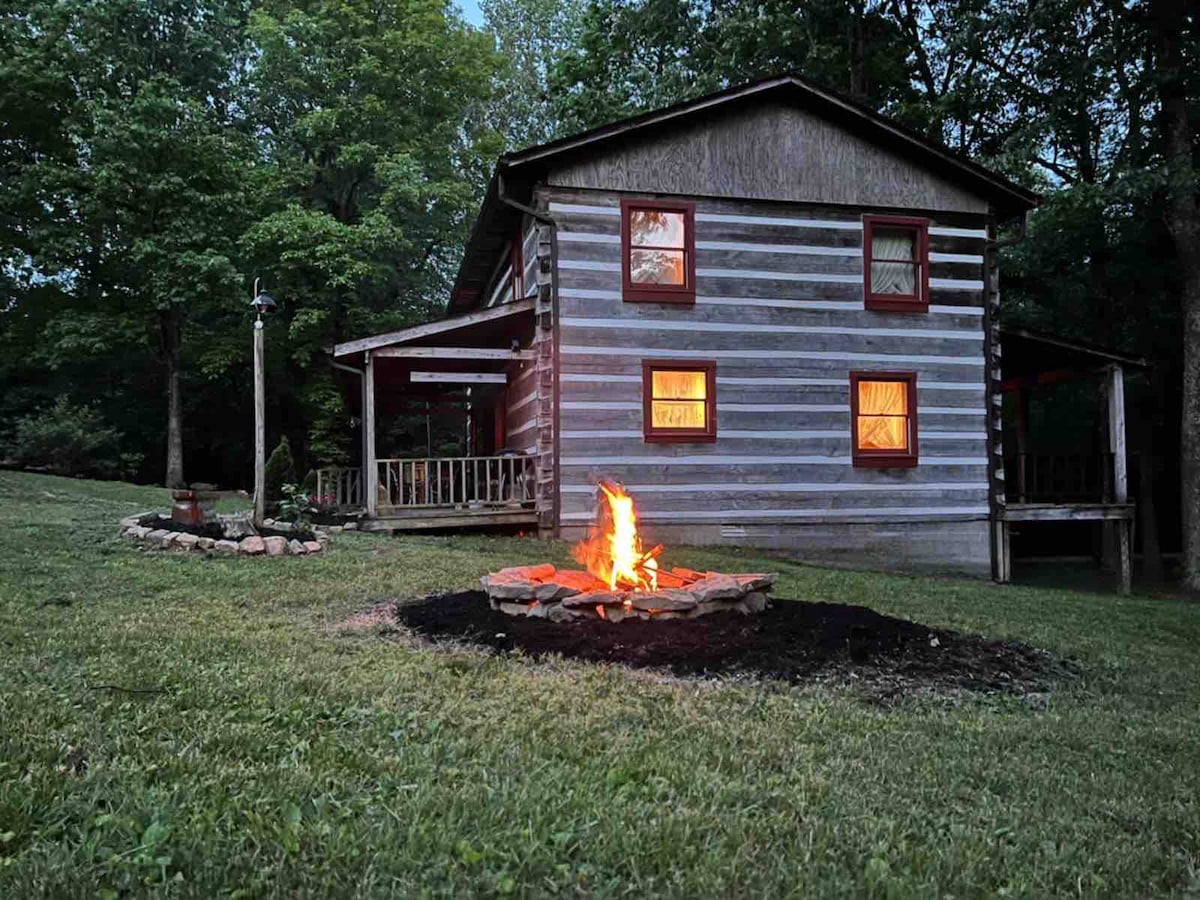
[362,506,538,532]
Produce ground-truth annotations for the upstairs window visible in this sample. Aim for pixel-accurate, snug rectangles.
[863,215,929,312]
[621,199,696,303]
[850,372,918,467]
[643,360,716,442]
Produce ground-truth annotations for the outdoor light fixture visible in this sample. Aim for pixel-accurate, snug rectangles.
[251,278,277,319]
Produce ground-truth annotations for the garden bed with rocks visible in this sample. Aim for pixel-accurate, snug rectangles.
[118,512,329,557]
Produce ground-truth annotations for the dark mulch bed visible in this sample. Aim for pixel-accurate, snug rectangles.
[393,591,1078,697]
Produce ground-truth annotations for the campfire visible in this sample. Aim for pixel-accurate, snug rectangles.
[482,480,774,622]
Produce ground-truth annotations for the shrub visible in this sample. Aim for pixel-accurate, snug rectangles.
[264,435,296,502]
[9,396,141,479]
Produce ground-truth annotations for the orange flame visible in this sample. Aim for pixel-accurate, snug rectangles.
[572,480,658,592]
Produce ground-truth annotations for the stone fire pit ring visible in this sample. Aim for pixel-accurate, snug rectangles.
[482,564,775,623]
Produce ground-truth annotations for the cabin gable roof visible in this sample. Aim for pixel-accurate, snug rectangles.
[449,73,1040,313]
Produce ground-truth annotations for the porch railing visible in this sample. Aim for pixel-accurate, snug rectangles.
[378,455,536,509]
[1003,452,1117,504]
[315,466,364,512]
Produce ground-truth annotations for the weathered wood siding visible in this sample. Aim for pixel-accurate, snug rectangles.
[484,217,541,309]
[504,360,539,452]
[546,100,991,215]
[544,185,994,574]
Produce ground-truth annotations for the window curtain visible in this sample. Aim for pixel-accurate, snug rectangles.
[871,231,916,294]
[650,370,707,429]
[857,380,908,450]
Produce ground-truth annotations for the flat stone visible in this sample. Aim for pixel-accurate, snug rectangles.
[175,533,200,549]
[562,590,625,609]
[531,581,581,602]
[628,589,697,612]
[496,563,555,581]
[303,541,322,554]
[214,540,240,554]
[552,569,605,592]
[485,580,536,601]
[163,531,183,546]
[546,603,588,623]
[737,591,770,614]
[196,537,215,550]
[220,515,257,540]
[692,598,743,617]
[342,522,358,531]
[689,574,744,603]
[263,536,288,557]
[525,601,550,619]
[263,518,275,526]
[735,573,777,592]
[497,601,535,617]
[239,536,265,555]
[288,539,307,555]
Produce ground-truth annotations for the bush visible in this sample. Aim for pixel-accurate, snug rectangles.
[264,435,296,502]
[9,396,141,479]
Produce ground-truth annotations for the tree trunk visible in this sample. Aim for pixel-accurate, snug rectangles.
[159,308,185,489]
[849,0,867,98]
[1150,0,1200,589]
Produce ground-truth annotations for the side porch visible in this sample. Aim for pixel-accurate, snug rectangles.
[321,297,550,532]
[994,326,1149,594]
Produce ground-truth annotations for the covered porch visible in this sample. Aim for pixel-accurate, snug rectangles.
[322,298,541,532]
[995,326,1149,594]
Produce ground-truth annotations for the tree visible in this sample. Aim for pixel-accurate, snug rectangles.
[2,0,255,488]
[481,0,587,148]
[1147,0,1200,587]
[242,0,504,468]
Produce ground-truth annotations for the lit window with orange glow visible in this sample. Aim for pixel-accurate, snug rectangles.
[621,199,695,303]
[643,361,716,442]
[850,372,918,467]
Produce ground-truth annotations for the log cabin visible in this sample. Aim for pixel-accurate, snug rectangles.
[326,74,1140,589]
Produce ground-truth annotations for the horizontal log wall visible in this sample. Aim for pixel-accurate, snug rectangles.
[504,360,539,453]
[546,186,993,575]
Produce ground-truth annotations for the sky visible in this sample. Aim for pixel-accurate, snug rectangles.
[458,0,485,26]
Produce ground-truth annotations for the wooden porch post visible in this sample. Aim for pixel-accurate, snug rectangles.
[1015,387,1030,503]
[1107,364,1131,594]
[365,350,378,517]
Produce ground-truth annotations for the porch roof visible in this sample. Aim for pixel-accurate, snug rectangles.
[999,325,1150,389]
[329,297,535,417]
[332,296,535,360]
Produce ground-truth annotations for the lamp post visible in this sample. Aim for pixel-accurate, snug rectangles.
[251,278,277,527]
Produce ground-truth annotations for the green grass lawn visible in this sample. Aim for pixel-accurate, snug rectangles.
[1,470,1198,897]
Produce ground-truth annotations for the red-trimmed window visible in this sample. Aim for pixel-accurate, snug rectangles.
[643,360,716,442]
[621,199,696,303]
[863,215,929,312]
[511,232,524,302]
[850,372,918,467]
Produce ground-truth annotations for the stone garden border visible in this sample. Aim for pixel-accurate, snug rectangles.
[118,513,330,557]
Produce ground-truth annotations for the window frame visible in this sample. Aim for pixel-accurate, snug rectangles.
[862,215,930,313]
[849,371,919,468]
[621,198,697,304]
[642,359,717,443]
